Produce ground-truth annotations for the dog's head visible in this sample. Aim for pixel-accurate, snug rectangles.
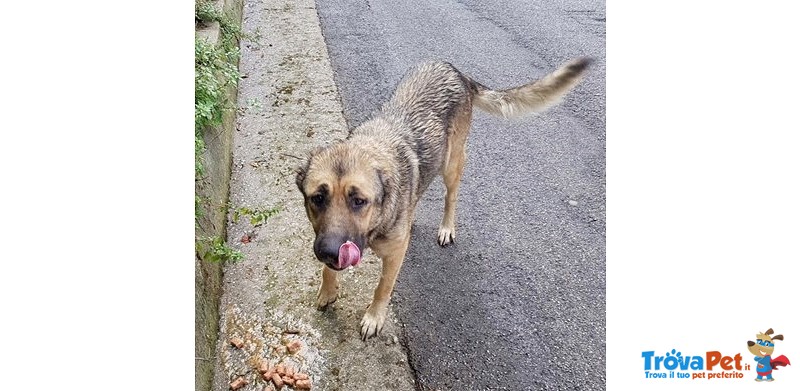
[295,143,394,270]
[747,328,783,357]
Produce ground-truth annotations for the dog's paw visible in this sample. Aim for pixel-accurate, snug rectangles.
[316,285,338,311]
[360,303,387,340]
[437,224,455,246]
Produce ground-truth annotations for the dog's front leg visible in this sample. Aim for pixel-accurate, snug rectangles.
[316,265,339,310]
[360,232,410,340]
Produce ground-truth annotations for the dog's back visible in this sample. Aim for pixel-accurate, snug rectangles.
[350,62,468,195]
[350,59,591,195]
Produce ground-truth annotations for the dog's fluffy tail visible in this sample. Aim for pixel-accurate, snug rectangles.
[471,57,591,119]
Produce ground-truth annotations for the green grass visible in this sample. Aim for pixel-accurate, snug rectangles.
[195,0,241,182]
[233,205,283,227]
[195,0,243,263]
[197,236,244,263]
[195,38,238,132]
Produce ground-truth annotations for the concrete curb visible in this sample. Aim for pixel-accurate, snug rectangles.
[212,0,416,390]
[195,0,243,390]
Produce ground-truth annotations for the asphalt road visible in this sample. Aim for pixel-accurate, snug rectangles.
[315,0,606,389]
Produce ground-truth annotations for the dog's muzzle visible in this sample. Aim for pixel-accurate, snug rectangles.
[313,235,363,270]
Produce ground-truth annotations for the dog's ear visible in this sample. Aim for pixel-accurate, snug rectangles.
[376,168,398,212]
[772,334,784,341]
[375,169,388,205]
[295,147,323,193]
[765,328,774,336]
[295,162,309,193]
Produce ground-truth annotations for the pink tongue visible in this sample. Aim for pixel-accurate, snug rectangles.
[338,241,361,268]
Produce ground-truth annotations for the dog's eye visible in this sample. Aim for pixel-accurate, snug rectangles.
[310,194,325,205]
[352,198,367,207]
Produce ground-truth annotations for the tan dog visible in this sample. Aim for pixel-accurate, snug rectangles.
[296,58,591,339]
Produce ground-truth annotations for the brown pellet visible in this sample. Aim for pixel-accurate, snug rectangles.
[295,379,312,390]
[294,373,309,380]
[229,376,247,390]
[258,359,271,374]
[272,373,284,389]
[230,337,245,349]
[282,376,295,386]
[263,366,275,381]
[286,340,303,354]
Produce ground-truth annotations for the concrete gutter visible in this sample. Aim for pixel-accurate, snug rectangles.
[211,0,417,389]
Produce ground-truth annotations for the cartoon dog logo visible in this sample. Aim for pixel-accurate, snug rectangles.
[747,328,791,381]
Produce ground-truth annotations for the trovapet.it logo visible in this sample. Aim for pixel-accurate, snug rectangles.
[641,349,745,380]
[640,327,791,382]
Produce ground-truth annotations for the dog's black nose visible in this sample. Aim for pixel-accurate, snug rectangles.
[314,235,342,264]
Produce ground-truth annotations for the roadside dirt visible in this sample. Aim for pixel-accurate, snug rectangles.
[211,1,417,390]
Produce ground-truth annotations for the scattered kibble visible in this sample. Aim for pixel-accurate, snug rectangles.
[271,373,284,389]
[286,340,303,354]
[230,337,245,349]
[295,379,312,390]
[229,376,247,390]
[258,359,271,374]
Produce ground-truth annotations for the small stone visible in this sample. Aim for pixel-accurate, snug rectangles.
[568,200,578,206]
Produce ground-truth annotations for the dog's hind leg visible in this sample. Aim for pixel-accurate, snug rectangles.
[438,106,472,246]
